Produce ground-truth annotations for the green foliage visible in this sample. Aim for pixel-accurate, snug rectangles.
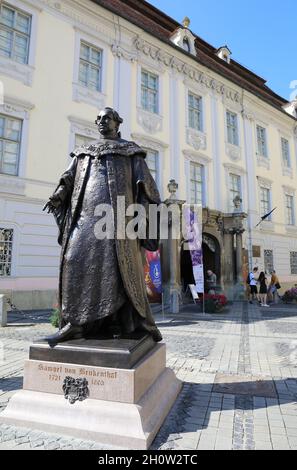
[50,308,60,328]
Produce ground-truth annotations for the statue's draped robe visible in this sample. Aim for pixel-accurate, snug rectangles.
[52,139,162,341]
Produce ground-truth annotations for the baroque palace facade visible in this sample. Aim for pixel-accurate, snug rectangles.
[0,0,297,307]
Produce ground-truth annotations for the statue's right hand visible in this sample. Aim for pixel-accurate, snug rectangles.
[43,194,62,213]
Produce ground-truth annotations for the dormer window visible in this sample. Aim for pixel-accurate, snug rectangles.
[183,37,190,53]
[283,98,297,118]
[170,17,196,56]
[216,46,232,64]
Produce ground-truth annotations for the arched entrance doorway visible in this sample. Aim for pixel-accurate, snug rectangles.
[202,233,221,287]
[180,233,221,293]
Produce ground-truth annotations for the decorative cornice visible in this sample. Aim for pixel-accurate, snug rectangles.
[183,149,211,165]
[0,97,35,119]
[134,36,241,104]
[257,176,273,188]
[282,184,296,194]
[130,133,168,151]
[68,115,98,139]
[111,44,138,62]
[223,162,246,175]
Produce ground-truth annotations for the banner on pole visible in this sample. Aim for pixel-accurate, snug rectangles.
[144,249,162,303]
[183,204,204,294]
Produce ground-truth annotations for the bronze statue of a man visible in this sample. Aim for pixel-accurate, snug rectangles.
[44,107,162,344]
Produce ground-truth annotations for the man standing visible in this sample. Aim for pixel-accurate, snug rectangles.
[43,107,162,344]
[248,267,259,304]
[206,270,217,295]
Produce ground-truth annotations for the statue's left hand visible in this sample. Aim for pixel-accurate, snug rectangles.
[43,194,62,213]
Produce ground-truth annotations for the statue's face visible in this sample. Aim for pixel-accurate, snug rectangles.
[96,110,118,138]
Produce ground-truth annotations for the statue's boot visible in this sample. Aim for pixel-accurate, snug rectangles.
[44,322,84,345]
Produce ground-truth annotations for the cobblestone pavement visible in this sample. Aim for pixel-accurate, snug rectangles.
[1,302,297,450]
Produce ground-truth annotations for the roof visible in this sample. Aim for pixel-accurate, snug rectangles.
[91,0,295,119]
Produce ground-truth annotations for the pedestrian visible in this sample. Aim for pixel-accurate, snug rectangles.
[247,267,259,304]
[268,270,281,304]
[258,271,269,307]
[206,270,217,295]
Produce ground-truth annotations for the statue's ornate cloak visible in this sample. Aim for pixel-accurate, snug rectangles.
[52,139,161,333]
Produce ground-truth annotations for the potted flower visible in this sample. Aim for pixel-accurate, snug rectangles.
[282,287,297,303]
[202,294,228,313]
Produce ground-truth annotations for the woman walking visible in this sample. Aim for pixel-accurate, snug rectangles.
[258,272,269,307]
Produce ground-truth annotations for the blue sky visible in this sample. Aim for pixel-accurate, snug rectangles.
[148,0,297,101]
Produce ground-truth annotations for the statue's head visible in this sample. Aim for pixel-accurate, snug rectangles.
[95,107,123,139]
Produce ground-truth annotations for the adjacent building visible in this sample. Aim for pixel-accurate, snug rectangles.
[0,0,297,307]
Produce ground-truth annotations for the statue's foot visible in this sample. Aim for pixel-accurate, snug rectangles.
[44,323,84,345]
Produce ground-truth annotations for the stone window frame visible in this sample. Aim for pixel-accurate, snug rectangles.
[257,177,273,222]
[264,249,274,274]
[223,163,246,213]
[184,81,208,152]
[229,173,242,211]
[0,96,33,179]
[290,251,297,275]
[136,62,163,135]
[78,40,103,93]
[283,186,296,227]
[256,124,268,158]
[72,27,107,108]
[131,133,167,199]
[187,91,203,133]
[281,136,291,168]
[0,113,23,176]
[68,115,99,161]
[226,109,239,147]
[0,222,19,278]
[183,150,210,207]
[0,227,14,277]
[0,2,32,64]
[140,68,159,115]
[0,0,39,86]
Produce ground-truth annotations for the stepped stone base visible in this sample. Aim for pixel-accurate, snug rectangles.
[0,342,181,449]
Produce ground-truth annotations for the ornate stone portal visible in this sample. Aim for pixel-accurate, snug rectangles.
[162,201,247,309]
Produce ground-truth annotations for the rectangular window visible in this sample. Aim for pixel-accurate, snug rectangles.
[264,249,274,274]
[145,149,159,184]
[229,174,241,210]
[190,162,204,205]
[75,134,96,149]
[79,41,102,92]
[0,228,13,276]
[281,137,290,168]
[257,125,268,157]
[0,3,31,64]
[285,194,294,226]
[0,114,22,176]
[290,252,297,275]
[226,111,239,146]
[260,186,271,219]
[141,70,159,114]
[188,93,203,131]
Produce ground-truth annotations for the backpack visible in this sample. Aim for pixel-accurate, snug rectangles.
[246,273,251,285]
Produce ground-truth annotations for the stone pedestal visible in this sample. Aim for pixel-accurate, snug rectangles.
[0,341,181,449]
